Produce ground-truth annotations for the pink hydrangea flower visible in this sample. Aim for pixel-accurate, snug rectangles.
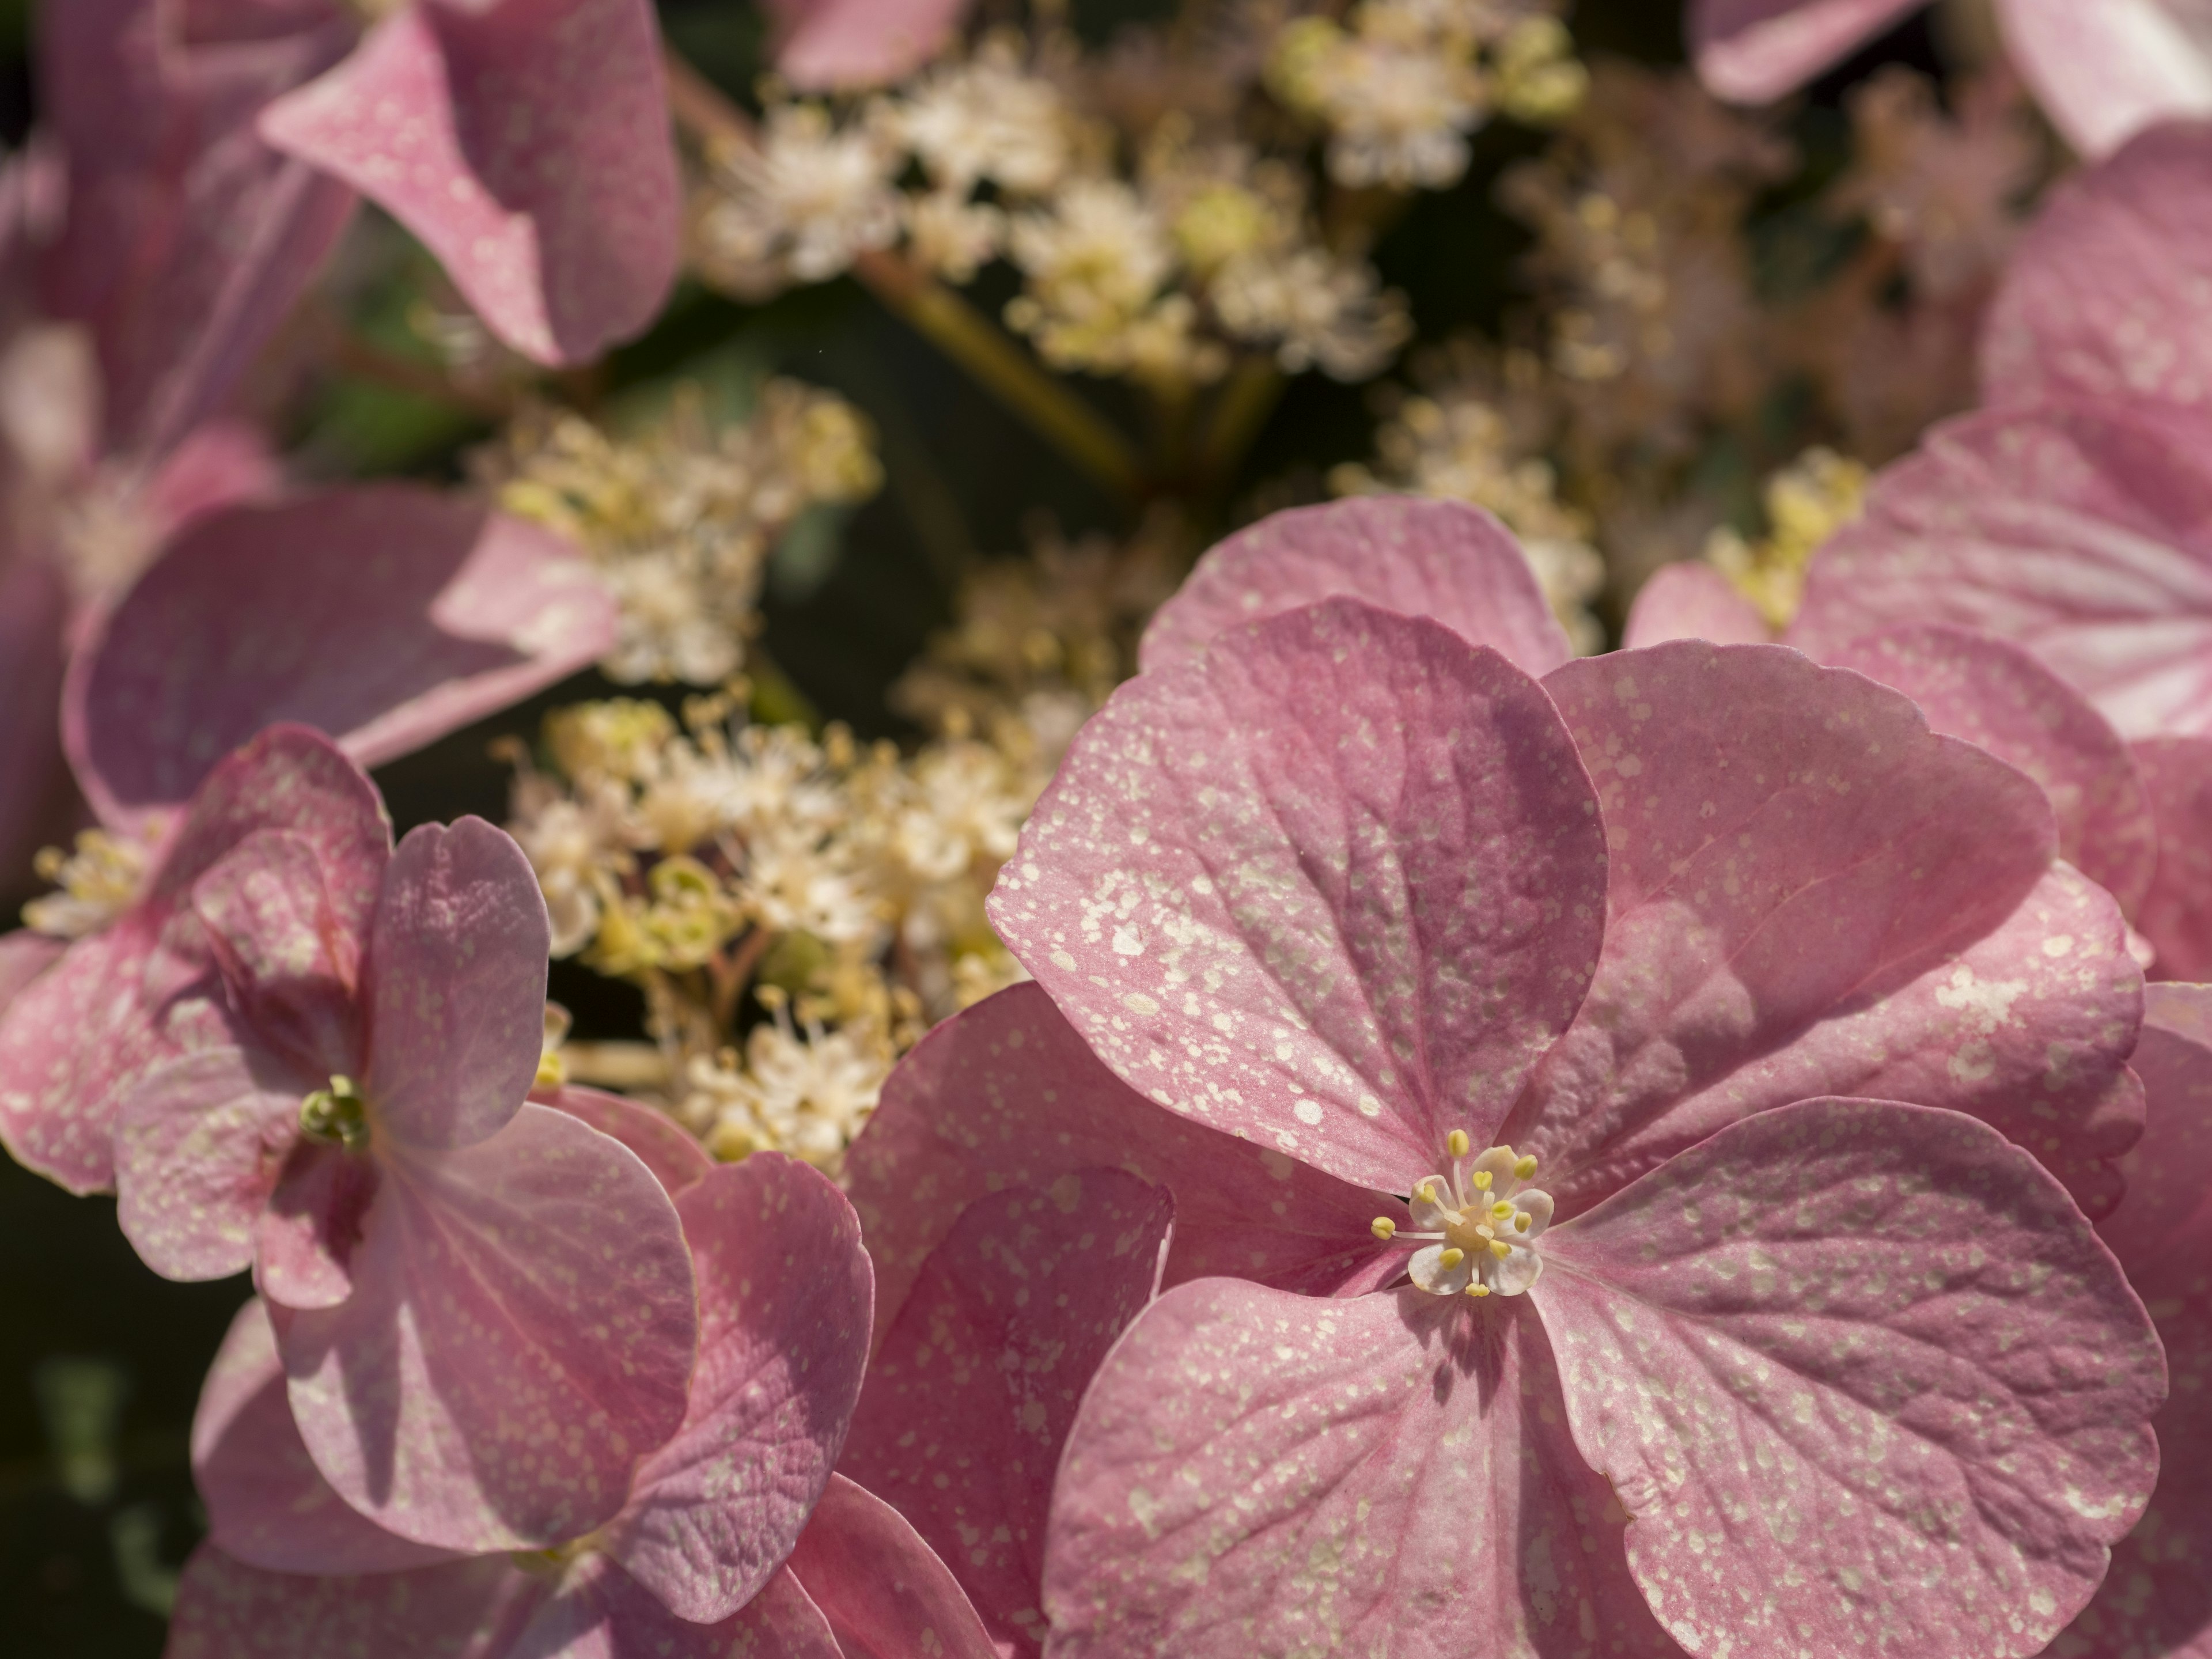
[763,0,975,90]
[1689,0,2212,159]
[93,731,698,1551]
[166,1154,942,1659]
[258,0,681,366]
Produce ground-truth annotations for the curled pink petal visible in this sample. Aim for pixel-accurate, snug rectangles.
[840,1169,1172,1654]
[988,599,1608,1195]
[604,1155,872,1624]
[1687,0,1926,103]
[537,1084,712,1198]
[1043,1282,1673,1659]
[2133,736,2212,979]
[259,0,680,365]
[1521,643,2144,1219]
[784,1475,1001,1659]
[846,983,1406,1348]
[1536,1097,2164,1659]
[66,486,616,827]
[1622,561,1774,648]
[364,818,548,1152]
[1996,2,2212,161]
[1983,121,2212,412]
[1790,400,2212,743]
[165,1545,532,1659]
[1138,497,1573,678]
[194,1298,463,1576]
[1822,624,2159,913]
[767,0,974,90]
[275,1103,698,1552]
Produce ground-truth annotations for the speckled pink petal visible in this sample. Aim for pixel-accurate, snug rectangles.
[259,0,679,365]
[1043,1280,1675,1659]
[192,830,363,1078]
[766,0,974,90]
[840,1169,1172,1655]
[165,1546,533,1659]
[0,931,64,1020]
[506,1553,846,1659]
[275,1103,697,1552]
[66,487,615,826]
[1621,561,1774,648]
[0,922,165,1192]
[1139,498,1573,678]
[363,819,548,1152]
[602,1155,872,1623]
[1519,643,2145,1219]
[2053,984,2212,1658]
[1790,401,2212,742]
[113,1043,310,1281]
[1996,1,2212,160]
[1822,624,2159,913]
[194,1298,463,1575]
[536,1084,711,1197]
[988,599,1609,1195]
[2133,736,2212,980]
[255,1138,380,1310]
[847,983,1408,1350]
[1536,1096,2165,1659]
[1983,122,2212,411]
[1687,0,1926,101]
[784,1475,1002,1659]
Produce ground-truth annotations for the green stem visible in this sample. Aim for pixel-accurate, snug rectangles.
[1194,355,1287,486]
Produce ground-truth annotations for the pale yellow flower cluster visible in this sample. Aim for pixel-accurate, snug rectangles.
[478,383,881,687]
[1702,448,1869,632]
[21,828,154,940]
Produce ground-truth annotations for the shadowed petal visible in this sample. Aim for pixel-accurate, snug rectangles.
[603,1156,872,1624]
[255,1137,381,1310]
[365,819,549,1151]
[2133,736,2212,979]
[766,0,974,90]
[194,1299,463,1575]
[1686,0,1925,103]
[1139,498,1573,678]
[1995,3,2212,161]
[1621,562,1772,648]
[537,1084,711,1197]
[989,599,1609,1195]
[1537,1097,2165,1659]
[1790,400,2212,742]
[1822,624,2159,914]
[66,486,615,826]
[1520,643,2144,1218]
[192,829,364,1078]
[1043,1281,1675,1659]
[275,1104,697,1552]
[259,0,679,365]
[785,1475,1001,1659]
[165,1544,532,1659]
[509,1554,847,1659]
[846,983,1407,1350]
[0,555,70,892]
[840,1169,1172,1655]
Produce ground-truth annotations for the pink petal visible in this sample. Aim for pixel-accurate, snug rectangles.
[66,486,615,826]
[1995,2,2212,160]
[192,829,365,1078]
[846,983,1408,1350]
[259,0,680,365]
[1790,400,2212,742]
[194,1298,464,1575]
[1687,0,1927,103]
[783,1475,1001,1659]
[2053,984,2212,1656]
[1536,1096,2165,1659]
[1821,624,2159,914]
[839,1169,1172,1654]
[603,1155,873,1624]
[255,1138,380,1310]
[1139,498,1573,679]
[536,1084,712,1197]
[1520,643,2146,1219]
[988,599,1609,1195]
[363,818,548,1152]
[767,0,974,90]
[141,419,285,537]
[1982,121,2212,411]
[1043,1280,1675,1659]
[1621,561,1774,647]
[274,1103,698,1552]
[0,930,65,1019]
[509,1554,847,1659]
[165,1546,533,1659]
[2133,735,2212,979]
[114,1043,310,1281]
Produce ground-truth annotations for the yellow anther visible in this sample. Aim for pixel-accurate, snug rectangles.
[1491,1200,1515,1220]
[1416,1176,1444,1203]
[1371,1217,1397,1241]
[1489,1239,1513,1259]
[1465,1282,1491,1298]
[1472,1170,1493,1191]
[1438,1247,1465,1269]
[1446,1129,1470,1158]
[1514,1154,1539,1180]
[1514,1212,1532,1232]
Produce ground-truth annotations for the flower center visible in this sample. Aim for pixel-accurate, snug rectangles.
[1372,1133,1554,1300]
[299,1075,371,1153]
